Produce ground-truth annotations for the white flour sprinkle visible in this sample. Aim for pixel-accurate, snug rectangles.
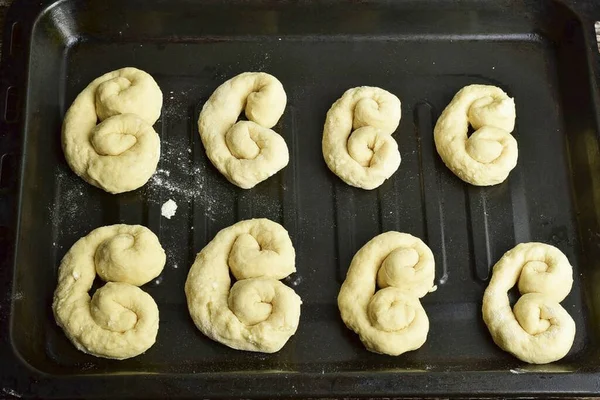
[161,199,178,219]
[50,169,88,230]
[2,388,21,398]
[148,168,203,199]
[146,151,221,221]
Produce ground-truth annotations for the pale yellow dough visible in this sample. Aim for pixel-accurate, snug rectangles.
[62,67,163,194]
[185,219,301,353]
[482,242,575,364]
[198,72,289,189]
[52,225,166,359]
[322,87,402,190]
[338,232,435,356]
[434,84,518,186]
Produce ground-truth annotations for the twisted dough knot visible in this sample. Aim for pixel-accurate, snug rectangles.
[52,225,166,359]
[338,232,435,356]
[198,72,289,189]
[62,67,163,194]
[323,87,402,190]
[482,242,575,364]
[185,219,301,353]
[434,84,518,186]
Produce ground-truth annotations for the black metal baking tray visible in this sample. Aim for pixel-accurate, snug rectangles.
[2,0,600,398]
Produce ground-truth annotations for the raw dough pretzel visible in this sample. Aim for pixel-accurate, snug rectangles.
[185,218,301,353]
[198,72,289,189]
[338,232,435,355]
[322,86,402,190]
[62,67,163,194]
[53,225,166,359]
[434,84,518,186]
[482,242,575,364]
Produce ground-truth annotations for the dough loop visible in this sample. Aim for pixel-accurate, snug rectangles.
[482,242,575,364]
[185,219,301,353]
[53,225,166,359]
[62,67,163,194]
[338,232,435,355]
[434,84,518,186]
[322,87,402,189]
[198,72,289,189]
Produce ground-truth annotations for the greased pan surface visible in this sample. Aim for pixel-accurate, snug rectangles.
[2,0,600,398]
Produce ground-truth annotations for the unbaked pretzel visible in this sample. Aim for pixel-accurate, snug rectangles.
[322,87,401,189]
[482,242,576,364]
[198,72,289,189]
[185,219,301,353]
[434,84,517,186]
[53,225,166,359]
[62,67,163,194]
[338,232,435,355]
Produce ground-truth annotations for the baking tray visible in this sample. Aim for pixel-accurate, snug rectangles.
[2,0,600,398]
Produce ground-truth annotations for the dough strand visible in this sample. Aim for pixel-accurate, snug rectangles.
[198,72,289,189]
[482,242,576,364]
[434,84,518,186]
[322,86,402,189]
[62,67,163,194]
[338,232,435,355]
[185,218,301,353]
[53,224,166,359]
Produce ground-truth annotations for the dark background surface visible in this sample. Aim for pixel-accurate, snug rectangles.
[0,1,8,59]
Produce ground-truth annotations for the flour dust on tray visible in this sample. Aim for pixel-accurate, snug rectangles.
[161,199,178,219]
[144,128,224,221]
